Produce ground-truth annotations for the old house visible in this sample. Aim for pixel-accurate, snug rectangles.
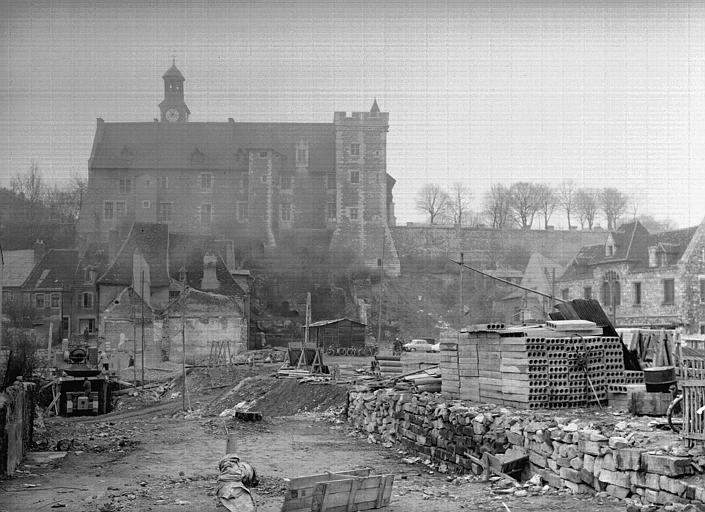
[1,243,46,328]
[77,61,399,275]
[493,253,564,324]
[558,217,705,333]
[160,288,245,362]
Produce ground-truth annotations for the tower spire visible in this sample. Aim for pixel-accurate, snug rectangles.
[370,98,380,113]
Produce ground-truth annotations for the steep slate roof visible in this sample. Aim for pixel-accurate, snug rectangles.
[89,121,335,173]
[98,223,170,286]
[561,221,700,280]
[1,250,36,288]
[168,233,244,297]
[163,287,241,316]
[73,243,110,285]
[22,250,79,290]
[162,62,185,80]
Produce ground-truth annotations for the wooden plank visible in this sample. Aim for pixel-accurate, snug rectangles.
[309,475,394,512]
[284,469,372,491]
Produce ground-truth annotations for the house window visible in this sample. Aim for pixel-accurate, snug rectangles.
[158,202,173,223]
[259,151,268,158]
[104,201,114,220]
[157,176,168,189]
[326,202,336,220]
[601,271,621,306]
[561,288,569,301]
[200,173,213,191]
[663,279,675,305]
[633,282,642,305]
[62,316,70,333]
[583,286,592,300]
[237,202,248,222]
[280,203,292,222]
[51,293,60,308]
[350,170,360,184]
[35,293,45,309]
[280,174,293,190]
[116,201,126,218]
[700,277,705,304]
[349,207,359,221]
[119,177,133,194]
[82,292,94,309]
[326,174,336,190]
[84,318,96,333]
[142,200,150,209]
[296,147,308,165]
[350,143,360,157]
[200,204,212,225]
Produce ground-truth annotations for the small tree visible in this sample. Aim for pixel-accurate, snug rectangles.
[535,184,557,229]
[575,188,600,230]
[11,160,44,221]
[509,182,541,229]
[483,183,512,229]
[557,180,577,229]
[445,182,472,226]
[415,184,449,225]
[600,187,628,231]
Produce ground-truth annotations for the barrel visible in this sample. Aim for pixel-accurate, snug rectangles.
[643,366,676,393]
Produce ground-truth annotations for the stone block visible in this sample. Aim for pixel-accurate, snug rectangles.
[583,454,595,473]
[579,439,605,456]
[556,456,572,468]
[542,470,564,489]
[605,484,631,499]
[579,468,594,485]
[645,472,660,491]
[615,448,642,471]
[658,475,687,497]
[564,481,595,495]
[641,454,693,477]
[598,469,632,489]
[644,489,659,504]
[506,431,523,446]
[570,457,583,470]
[609,436,630,449]
[593,456,603,478]
[602,452,616,471]
[547,458,559,473]
[655,490,688,505]
[559,467,582,484]
[529,451,547,468]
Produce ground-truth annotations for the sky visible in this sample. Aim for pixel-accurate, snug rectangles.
[1,0,704,229]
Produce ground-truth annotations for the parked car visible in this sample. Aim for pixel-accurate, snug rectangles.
[427,342,441,353]
[403,339,437,352]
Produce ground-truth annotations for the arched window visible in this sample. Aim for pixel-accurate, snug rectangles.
[601,271,621,306]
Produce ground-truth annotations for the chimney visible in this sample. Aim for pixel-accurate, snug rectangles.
[33,239,46,264]
[200,253,219,291]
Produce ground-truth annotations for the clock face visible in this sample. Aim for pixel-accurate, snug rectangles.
[165,108,180,122]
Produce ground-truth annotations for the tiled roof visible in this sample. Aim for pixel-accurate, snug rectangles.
[162,63,185,80]
[22,249,79,290]
[89,121,334,173]
[1,250,36,288]
[73,243,110,284]
[98,223,170,286]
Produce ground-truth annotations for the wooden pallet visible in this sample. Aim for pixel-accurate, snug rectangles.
[281,468,394,512]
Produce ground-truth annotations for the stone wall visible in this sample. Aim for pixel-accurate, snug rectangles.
[391,226,605,267]
[347,389,705,507]
[0,380,36,476]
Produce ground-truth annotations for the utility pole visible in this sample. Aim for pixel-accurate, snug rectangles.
[458,252,464,331]
[182,308,186,411]
[140,270,145,388]
[0,243,4,354]
[377,236,385,348]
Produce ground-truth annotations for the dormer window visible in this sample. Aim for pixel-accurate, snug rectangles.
[606,244,614,257]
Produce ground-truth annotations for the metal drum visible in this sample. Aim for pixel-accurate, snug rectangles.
[644,366,676,393]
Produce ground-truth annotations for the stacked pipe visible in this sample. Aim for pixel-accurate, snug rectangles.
[347,389,705,507]
[376,355,403,378]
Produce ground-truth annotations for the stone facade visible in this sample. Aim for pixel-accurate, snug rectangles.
[558,218,705,334]
[78,63,399,274]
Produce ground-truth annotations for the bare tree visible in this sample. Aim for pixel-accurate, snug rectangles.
[558,180,576,229]
[43,173,87,221]
[11,160,44,221]
[600,187,629,231]
[509,182,541,229]
[574,188,600,230]
[415,183,449,225]
[483,183,512,229]
[535,184,558,229]
[445,182,472,226]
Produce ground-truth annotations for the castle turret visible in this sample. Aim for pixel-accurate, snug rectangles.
[329,104,400,276]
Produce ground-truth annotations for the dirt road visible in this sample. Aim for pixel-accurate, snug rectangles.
[1,409,626,511]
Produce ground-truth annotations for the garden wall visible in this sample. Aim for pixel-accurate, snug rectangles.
[0,380,36,476]
[348,389,705,507]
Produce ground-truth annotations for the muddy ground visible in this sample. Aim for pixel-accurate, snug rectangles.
[0,359,625,512]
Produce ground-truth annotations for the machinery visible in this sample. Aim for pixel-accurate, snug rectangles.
[55,347,112,416]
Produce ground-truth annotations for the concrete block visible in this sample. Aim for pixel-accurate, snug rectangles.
[641,453,693,477]
[615,448,642,471]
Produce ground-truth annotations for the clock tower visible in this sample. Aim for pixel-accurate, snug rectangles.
[159,59,190,122]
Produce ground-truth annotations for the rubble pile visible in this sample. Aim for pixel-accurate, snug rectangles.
[348,389,705,508]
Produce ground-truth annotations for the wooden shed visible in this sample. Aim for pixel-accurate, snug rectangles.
[309,318,366,349]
